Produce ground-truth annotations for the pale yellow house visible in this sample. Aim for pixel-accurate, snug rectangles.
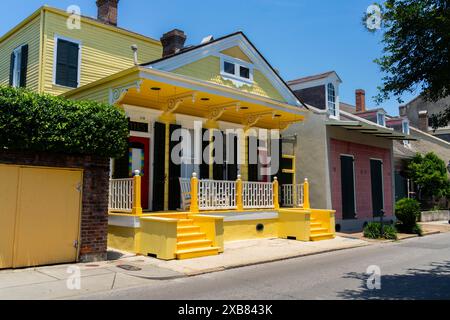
[1,2,336,261]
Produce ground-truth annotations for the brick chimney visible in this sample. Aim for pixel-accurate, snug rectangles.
[161,29,187,57]
[96,0,119,26]
[355,89,366,112]
[399,105,406,117]
[418,110,429,132]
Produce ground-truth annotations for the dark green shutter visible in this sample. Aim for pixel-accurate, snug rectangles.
[271,137,283,182]
[370,159,384,217]
[152,122,166,211]
[19,45,28,88]
[213,130,224,180]
[56,39,79,88]
[9,52,15,86]
[168,124,182,210]
[200,128,209,179]
[226,133,238,181]
[247,136,258,182]
[341,155,356,219]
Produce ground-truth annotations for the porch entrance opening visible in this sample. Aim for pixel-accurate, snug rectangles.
[370,159,384,217]
[113,136,150,209]
[340,155,356,220]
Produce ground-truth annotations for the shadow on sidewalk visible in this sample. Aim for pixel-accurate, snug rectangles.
[337,260,450,300]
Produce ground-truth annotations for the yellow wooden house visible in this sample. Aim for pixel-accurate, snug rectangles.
[1,3,335,260]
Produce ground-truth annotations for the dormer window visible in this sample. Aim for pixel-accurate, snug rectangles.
[240,66,250,79]
[377,112,386,126]
[327,83,337,117]
[220,55,253,85]
[224,61,235,75]
[402,120,410,145]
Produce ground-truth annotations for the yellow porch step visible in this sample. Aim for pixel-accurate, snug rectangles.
[177,239,213,251]
[177,232,206,242]
[178,219,195,226]
[177,225,201,233]
[310,227,329,234]
[176,247,220,260]
[310,222,322,228]
[310,233,335,241]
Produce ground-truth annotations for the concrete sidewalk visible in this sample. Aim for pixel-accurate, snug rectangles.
[0,236,368,300]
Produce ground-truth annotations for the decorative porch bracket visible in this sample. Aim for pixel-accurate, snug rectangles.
[242,111,277,130]
[110,80,143,105]
[161,91,197,118]
[206,102,241,122]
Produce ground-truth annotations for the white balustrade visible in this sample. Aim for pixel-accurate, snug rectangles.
[198,180,237,210]
[109,178,134,212]
[243,181,274,209]
[281,184,304,208]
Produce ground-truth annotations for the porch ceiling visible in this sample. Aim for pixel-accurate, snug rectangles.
[326,120,416,141]
[120,76,305,130]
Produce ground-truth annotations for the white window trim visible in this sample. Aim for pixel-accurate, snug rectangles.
[12,45,24,88]
[377,112,386,127]
[326,82,340,120]
[340,154,357,216]
[219,54,254,86]
[53,34,82,88]
[402,120,410,145]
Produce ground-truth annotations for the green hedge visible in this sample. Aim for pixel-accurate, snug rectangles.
[0,86,129,158]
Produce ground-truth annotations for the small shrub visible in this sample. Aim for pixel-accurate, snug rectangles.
[364,222,381,239]
[364,222,398,240]
[412,224,423,237]
[395,198,421,230]
[383,225,398,240]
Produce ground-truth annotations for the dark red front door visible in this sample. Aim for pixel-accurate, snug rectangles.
[129,136,150,209]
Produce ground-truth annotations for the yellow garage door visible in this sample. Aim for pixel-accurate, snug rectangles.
[0,165,83,269]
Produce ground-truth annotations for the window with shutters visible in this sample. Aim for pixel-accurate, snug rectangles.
[54,37,81,88]
[10,44,28,88]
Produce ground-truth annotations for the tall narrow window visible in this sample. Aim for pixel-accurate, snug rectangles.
[55,38,80,88]
[377,112,386,126]
[402,120,410,145]
[9,44,28,88]
[327,83,336,117]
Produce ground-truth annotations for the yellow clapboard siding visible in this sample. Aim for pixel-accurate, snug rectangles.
[42,10,162,96]
[173,56,286,102]
[0,15,41,92]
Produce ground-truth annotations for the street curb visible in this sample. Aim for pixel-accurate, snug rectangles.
[183,242,371,277]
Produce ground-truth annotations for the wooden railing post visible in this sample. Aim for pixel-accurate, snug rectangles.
[190,172,199,213]
[303,178,310,209]
[273,177,280,210]
[236,175,244,211]
[132,170,143,215]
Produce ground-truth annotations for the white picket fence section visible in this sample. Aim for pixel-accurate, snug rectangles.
[109,178,134,212]
[243,181,274,209]
[281,184,304,207]
[198,180,237,210]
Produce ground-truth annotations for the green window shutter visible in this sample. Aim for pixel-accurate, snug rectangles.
[168,124,182,210]
[247,136,258,182]
[9,52,15,86]
[19,45,28,88]
[200,128,210,179]
[56,39,79,88]
[152,122,166,211]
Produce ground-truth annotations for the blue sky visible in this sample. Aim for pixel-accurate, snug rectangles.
[1,0,418,115]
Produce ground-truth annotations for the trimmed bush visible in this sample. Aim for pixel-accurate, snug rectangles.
[395,198,421,232]
[363,222,381,239]
[0,86,129,158]
[383,225,398,240]
[363,222,398,240]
